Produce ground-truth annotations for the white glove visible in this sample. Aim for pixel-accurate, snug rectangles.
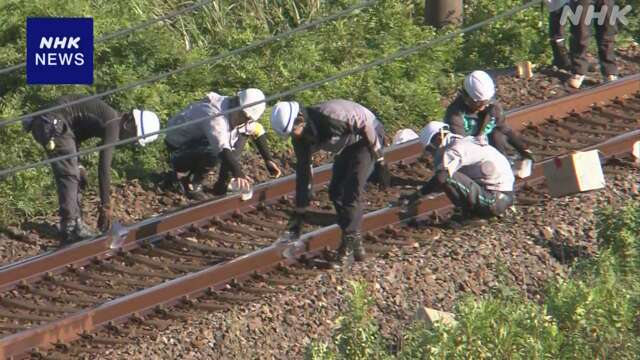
[229,177,253,201]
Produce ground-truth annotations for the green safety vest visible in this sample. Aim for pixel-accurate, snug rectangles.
[462,113,496,136]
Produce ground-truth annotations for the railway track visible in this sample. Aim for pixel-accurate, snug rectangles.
[0,75,638,358]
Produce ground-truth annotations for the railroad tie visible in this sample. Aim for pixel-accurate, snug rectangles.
[0,306,52,322]
[0,296,78,314]
[98,262,176,280]
[20,286,97,306]
[49,278,127,296]
[170,237,252,257]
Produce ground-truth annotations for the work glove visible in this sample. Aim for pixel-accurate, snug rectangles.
[521,149,535,162]
[97,205,113,233]
[78,165,88,191]
[371,158,391,189]
[229,177,252,192]
[266,160,282,178]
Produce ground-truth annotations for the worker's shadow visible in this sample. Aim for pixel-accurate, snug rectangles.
[19,221,60,240]
[390,175,424,188]
[535,236,592,265]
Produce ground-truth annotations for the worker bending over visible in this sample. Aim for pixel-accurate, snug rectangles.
[23,96,160,244]
[165,89,281,200]
[404,121,515,221]
[444,71,533,163]
[271,99,389,269]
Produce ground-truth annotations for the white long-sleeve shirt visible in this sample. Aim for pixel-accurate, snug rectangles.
[436,136,515,192]
[165,92,264,152]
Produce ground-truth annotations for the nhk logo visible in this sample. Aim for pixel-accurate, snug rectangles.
[548,1,632,26]
[27,18,93,85]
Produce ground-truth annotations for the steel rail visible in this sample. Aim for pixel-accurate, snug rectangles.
[0,75,637,294]
[1,109,639,359]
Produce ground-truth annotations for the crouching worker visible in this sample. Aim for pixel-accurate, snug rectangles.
[403,121,515,221]
[444,71,533,163]
[271,99,389,269]
[22,95,160,245]
[164,89,281,200]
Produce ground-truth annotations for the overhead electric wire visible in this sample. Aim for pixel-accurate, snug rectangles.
[0,0,377,129]
[0,0,216,76]
[0,0,542,179]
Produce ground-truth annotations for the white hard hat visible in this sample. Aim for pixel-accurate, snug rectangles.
[418,121,449,149]
[132,109,161,146]
[392,129,419,145]
[237,88,266,121]
[270,101,300,138]
[463,70,495,102]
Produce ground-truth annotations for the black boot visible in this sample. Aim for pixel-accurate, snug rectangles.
[61,218,96,245]
[211,178,229,196]
[176,171,208,201]
[330,234,354,270]
[550,40,571,71]
[186,183,208,201]
[351,233,366,262]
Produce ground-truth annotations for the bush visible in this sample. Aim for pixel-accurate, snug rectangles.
[404,296,560,359]
[546,252,640,359]
[457,0,549,70]
[596,203,640,274]
[306,281,389,360]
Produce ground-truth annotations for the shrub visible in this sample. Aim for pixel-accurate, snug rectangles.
[596,203,640,274]
[306,281,389,360]
[457,0,549,70]
[546,251,640,359]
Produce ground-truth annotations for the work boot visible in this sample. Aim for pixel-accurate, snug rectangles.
[176,171,208,201]
[447,211,488,230]
[350,233,366,262]
[60,218,96,245]
[550,40,571,71]
[173,170,191,194]
[186,183,208,201]
[330,234,355,270]
[211,179,229,196]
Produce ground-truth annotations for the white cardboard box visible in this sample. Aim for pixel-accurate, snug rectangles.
[543,150,606,197]
[414,307,457,329]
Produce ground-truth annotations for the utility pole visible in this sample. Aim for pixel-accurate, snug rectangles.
[425,0,463,28]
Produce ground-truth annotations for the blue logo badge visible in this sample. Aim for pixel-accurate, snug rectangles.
[26,17,94,85]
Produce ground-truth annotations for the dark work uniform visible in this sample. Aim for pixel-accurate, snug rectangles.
[443,96,528,157]
[569,0,618,76]
[293,100,384,234]
[550,6,567,46]
[420,136,515,217]
[29,96,120,223]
